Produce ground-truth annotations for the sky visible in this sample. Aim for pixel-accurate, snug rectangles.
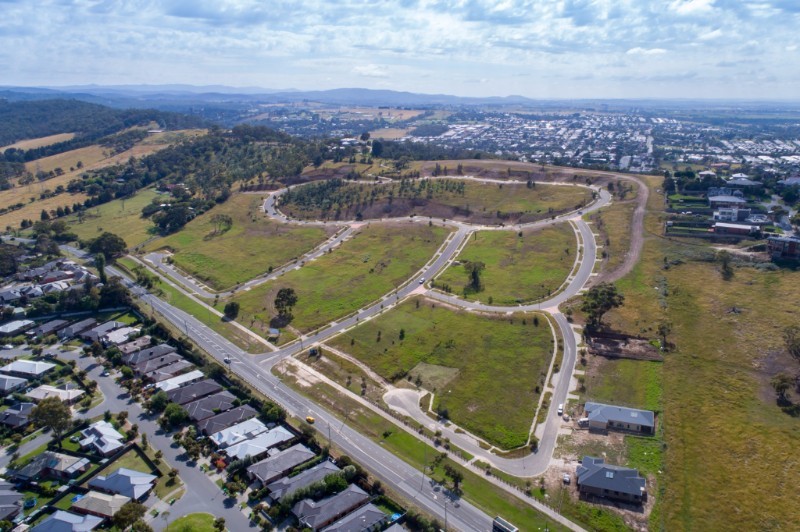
[1,0,799,100]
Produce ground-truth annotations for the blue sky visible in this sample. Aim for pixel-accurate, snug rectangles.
[2,0,799,99]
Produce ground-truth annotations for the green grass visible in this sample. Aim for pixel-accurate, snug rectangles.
[278,376,565,532]
[232,222,450,333]
[280,179,592,225]
[435,224,576,304]
[166,513,215,532]
[583,359,662,412]
[151,193,336,290]
[66,188,160,248]
[328,297,553,449]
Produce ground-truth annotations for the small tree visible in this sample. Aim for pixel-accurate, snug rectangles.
[771,373,794,403]
[581,282,624,329]
[274,287,298,318]
[224,301,240,320]
[214,517,226,531]
[30,397,72,447]
[114,501,146,529]
[783,325,800,362]
[148,390,169,413]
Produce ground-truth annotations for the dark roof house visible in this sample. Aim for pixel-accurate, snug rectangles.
[80,321,124,342]
[122,344,176,366]
[58,318,97,340]
[0,401,35,428]
[584,402,655,434]
[0,480,22,522]
[166,378,222,405]
[267,461,340,502]
[30,319,69,339]
[196,404,257,435]
[576,456,646,503]
[184,390,236,421]
[247,443,316,486]
[293,484,370,531]
[321,503,389,532]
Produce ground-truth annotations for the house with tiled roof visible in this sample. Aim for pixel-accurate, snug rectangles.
[576,456,646,504]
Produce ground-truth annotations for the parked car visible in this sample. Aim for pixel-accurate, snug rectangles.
[557,404,564,416]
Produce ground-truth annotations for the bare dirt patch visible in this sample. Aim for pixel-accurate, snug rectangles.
[586,331,663,361]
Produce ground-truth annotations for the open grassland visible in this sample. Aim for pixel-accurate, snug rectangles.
[280,179,592,225]
[328,297,554,449]
[0,192,88,229]
[588,198,638,276]
[583,358,662,413]
[232,222,449,333]
[151,194,336,290]
[368,127,411,139]
[24,144,108,175]
[277,374,565,531]
[67,189,159,247]
[593,176,800,530]
[1,132,76,152]
[435,224,577,304]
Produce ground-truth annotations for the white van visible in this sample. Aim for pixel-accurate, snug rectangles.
[557,403,564,416]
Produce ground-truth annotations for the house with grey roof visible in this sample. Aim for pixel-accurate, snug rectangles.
[89,467,157,501]
[583,402,655,434]
[576,456,646,504]
[197,404,257,435]
[247,443,316,486]
[27,383,85,404]
[223,425,294,461]
[0,402,34,428]
[0,319,35,337]
[31,509,103,532]
[80,321,124,342]
[266,460,340,502]
[30,319,69,339]
[71,491,130,519]
[58,318,97,340]
[122,344,176,366]
[0,359,56,378]
[15,451,90,481]
[155,369,204,392]
[184,390,236,422]
[79,420,125,457]
[0,374,27,395]
[144,360,195,383]
[166,378,222,405]
[321,502,389,532]
[293,484,370,531]
[132,352,183,376]
[0,480,22,522]
[118,335,152,355]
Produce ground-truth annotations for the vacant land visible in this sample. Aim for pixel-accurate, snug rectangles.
[0,192,89,229]
[232,222,449,334]
[67,188,160,247]
[435,224,576,304]
[1,132,76,152]
[586,176,800,530]
[369,127,411,139]
[279,179,592,225]
[588,196,638,278]
[328,297,553,448]
[152,194,336,290]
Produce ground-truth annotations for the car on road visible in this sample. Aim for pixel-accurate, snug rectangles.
[224,357,231,364]
[557,403,564,416]
[101,371,110,377]
[2,344,13,350]
[305,416,315,424]
[419,277,426,284]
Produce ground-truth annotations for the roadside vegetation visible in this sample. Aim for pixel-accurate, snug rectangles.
[434,224,576,303]
[328,297,553,449]
[231,222,449,333]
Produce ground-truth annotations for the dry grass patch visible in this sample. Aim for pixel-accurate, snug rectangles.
[1,133,76,152]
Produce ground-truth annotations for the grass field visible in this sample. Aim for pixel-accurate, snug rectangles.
[583,359,662,413]
[166,513,215,532]
[231,222,449,333]
[588,198,638,275]
[435,224,577,304]
[328,297,554,449]
[592,176,800,530]
[0,192,89,229]
[1,133,76,152]
[277,375,565,531]
[151,194,336,290]
[66,188,160,247]
[369,127,411,139]
[280,179,591,225]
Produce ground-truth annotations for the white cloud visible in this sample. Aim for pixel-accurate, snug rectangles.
[626,47,668,55]
[669,0,715,16]
[698,28,723,40]
[353,64,390,78]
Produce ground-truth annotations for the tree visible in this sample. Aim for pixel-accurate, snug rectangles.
[95,253,107,284]
[371,140,383,157]
[88,232,127,260]
[40,209,50,221]
[224,301,240,320]
[210,213,233,235]
[261,401,287,423]
[581,282,624,329]
[783,325,800,363]
[162,402,188,428]
[30,397,72,447]
[131,520,153,532]
[360,131,370,142]
[214,517,226,531]
[114,501,146,529]
[443,463,464,492]
[716,250,733,280]
[148,390,169,413]
[274,287,298,318]
[463,261,485,293]
[771,373,794,403]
